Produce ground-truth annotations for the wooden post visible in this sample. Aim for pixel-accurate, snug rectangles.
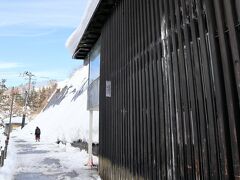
[0,148,2,167]
[1,150,4,166]
[4,146,7,159]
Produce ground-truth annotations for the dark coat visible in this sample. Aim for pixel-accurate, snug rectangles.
[35,127,41,135]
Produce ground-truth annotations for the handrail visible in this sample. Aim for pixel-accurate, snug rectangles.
[0,134,8,167]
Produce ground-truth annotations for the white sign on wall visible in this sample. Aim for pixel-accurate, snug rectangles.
[106,81,111,97]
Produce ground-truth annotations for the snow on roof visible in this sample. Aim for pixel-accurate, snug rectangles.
[66,0,100,55]
[3,116,29,124]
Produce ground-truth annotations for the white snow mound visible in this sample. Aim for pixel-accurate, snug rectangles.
[20,65,99,144]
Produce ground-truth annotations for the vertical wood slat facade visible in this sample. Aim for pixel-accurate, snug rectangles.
[99,0,240,179]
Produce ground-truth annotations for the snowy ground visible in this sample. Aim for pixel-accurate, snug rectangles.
[0,66,100,179]
[0,128,6,147]
[0,130,100,180]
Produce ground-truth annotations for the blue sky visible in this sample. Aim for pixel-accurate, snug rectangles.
[0,0,89,87]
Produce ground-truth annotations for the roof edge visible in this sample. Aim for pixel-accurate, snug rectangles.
[66,0,119,60]
[65,0,101,57]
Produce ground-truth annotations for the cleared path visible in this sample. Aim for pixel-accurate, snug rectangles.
[11,135,99,180]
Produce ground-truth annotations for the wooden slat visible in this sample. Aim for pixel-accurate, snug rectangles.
[212,0,240,177]
[98,0,240,179]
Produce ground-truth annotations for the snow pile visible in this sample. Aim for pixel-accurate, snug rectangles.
[0,139,17,180]
[0,132,7,149]
[20,65,99,144]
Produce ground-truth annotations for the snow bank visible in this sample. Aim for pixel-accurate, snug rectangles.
[0,137,17,180]
[20,65,99,144]
[0,132,7,149]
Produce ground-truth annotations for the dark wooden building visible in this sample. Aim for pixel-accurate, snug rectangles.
[69,0,240,179]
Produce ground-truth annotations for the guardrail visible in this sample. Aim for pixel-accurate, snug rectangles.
[1,88,15,168]
[0,135,9,167]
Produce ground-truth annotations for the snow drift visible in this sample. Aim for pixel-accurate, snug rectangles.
[21,65,99,144]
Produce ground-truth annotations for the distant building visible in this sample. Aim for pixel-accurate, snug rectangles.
[67,0,240,179]
[3,116,28,132]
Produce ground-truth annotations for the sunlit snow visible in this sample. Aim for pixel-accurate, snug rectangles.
[0,65,100,179]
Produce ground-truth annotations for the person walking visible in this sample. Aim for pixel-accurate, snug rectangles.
[35,127,41,142]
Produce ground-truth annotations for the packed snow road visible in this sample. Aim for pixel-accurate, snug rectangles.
[0,131,100,180]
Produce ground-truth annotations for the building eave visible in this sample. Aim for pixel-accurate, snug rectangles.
[66,0,119,60]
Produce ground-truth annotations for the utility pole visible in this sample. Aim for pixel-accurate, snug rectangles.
[0,79,7,95]
[21,71,34,129]
[0,79,6,104]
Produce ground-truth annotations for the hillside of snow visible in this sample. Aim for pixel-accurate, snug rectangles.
[20,65,99,144]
